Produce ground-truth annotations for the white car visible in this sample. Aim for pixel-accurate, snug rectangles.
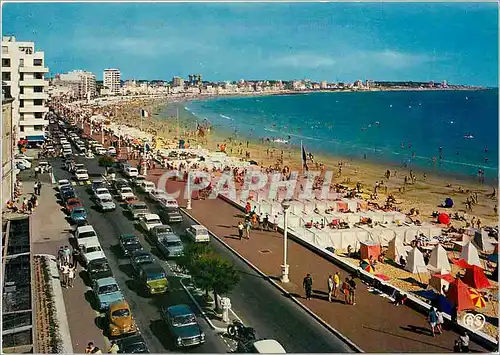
[124,166,139,178]
[14,153,34,161]
[107,147,116,155]
[75,225,98,242]
[57,179,71,190]
[148,189,168,202]
[131,175,146,187]
[158,198,179,209]
[85,152,95,159]
[15,158,32,169]
[185,225,210,243]
[71,163,85,173]
[94,187,111,198]
[78,237,105,266]
[75,169,89,181]
[138,214,163,232]
[96,147,107,155]
[138,181,156,193]
[119,187,135,201]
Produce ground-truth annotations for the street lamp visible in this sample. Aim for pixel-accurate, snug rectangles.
[281,199,291,283]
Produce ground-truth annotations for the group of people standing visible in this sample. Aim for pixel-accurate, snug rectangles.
[57,245,77,288]
[303,272,357,305]
[237,202,279,240]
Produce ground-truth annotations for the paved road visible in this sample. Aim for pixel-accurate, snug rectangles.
[51,157,229,354]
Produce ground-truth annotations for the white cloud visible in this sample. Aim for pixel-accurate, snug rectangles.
[272,53,336,68]
[368,50,433,69]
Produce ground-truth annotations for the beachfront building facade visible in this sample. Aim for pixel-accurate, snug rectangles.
[2,92,15,206]
[58,70,96,99]
[103,68,121,94]
[171,76,184,87]
[1,36,49,141]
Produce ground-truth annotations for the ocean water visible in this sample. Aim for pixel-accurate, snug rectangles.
[185,90,499,180]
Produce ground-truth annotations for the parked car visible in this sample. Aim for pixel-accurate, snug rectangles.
[78,237,105,267]
[107,147,117,156]
[160,304,205,347]
[70,207,88,225]
[116,334,150,353]
[131,175,146,187]
[107,300,137,337]
[75,225,98,242]
[126,202,149,219]
[130,250,155,275]
[185,225,210,243]
[123,196,140,205]
[119,234,143,257]
[148,189,168,202]
[158,205,183,224]
[92,277,125,311]
[137,263,168,295]
[236,339,286,354]
[71,163,85,174]
[112,178,129,191]
[95,195,116,211]
[139,214,163,233]
[65,198,83,213]
[156,235,184,258]
[87,257,113,281]
[14,153,34,161]
[75,169,89,181]
[138,181,156,194]
[149,225,174,245]
[158,198,179,209]
[119,187,135,201]
[15,158,32,170]
[57,179,72,191]
[61,188,77,203]
[93,187,111,198]
[90,179,108,193]
[124,166,139,178]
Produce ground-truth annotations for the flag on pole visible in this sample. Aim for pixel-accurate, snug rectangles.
[301,140,309,171]
[140,109,149,120]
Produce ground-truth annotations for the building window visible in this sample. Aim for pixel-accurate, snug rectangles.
[19,113,24,121]
[35,112,43,119]
[20,73,24,81]
[2,58,10,67]
[2,46,8,54]
[34,125,43,131]
[19,100,24,108]
[20,87,24,94]
[2,72,11,81]
[34,73,43,79]
[19,126,24,132]
[34,99,43,106]
[33,59,43,66]
[19,59,24,67]
[34,86,43,93]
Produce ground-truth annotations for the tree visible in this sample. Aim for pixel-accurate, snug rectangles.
[98,155,114,175]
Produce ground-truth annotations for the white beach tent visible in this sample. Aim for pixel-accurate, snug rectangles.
[405,247,429,274]
[386,236,407,263]
[472,229,495,253]
[460,241,482,268]
[427,244,451,272]
[428,269,454,294]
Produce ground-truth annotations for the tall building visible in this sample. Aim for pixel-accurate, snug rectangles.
[172,76,184,87]
[59,70,96,98]
[103,68,121,94]
[1,36,49,141]
[2,91,15,206]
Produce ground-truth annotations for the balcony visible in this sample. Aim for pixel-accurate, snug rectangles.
[19,92,48,100]
[19,106,49,113]
[19,66,49,73]
[18,118,49,127]
[19,79,48,87]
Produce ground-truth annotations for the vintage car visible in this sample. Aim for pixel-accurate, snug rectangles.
[61,188,77,203]
[160,304,205,347]
[158,204,183,224]
[116,334,150,353]
[130,250,155,275]
[119,234,143,257]
[87,257,113,281]
[126,202,150,219]
[156,235,184,259]
[57,179,72,191]
[149,224,174,245]
[95,194,116,212]
[236,339,286,354]
[75,168,90,181]
[107,300,137,337]
[137,262,167,295]
[119,187,135,201]
[78,237,105,267]
[137,181,156,194]
[92,277,125,311]
[75,225,98,242]
[185,225,210,243]
[65,198,83,213]
[70,207,88,225]
[147,189,169,202]
[138,214,163,233]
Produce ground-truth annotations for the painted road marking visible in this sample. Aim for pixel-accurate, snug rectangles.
[71,181,92,186]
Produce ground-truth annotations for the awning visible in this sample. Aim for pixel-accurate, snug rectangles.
[26,135,46,142]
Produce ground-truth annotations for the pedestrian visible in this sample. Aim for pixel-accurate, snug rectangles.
[34,183,39,196]
[61,262,70,288]
[237,222,244,240]
[91,346,102,354]
[459,332,470,352]
[303,273,313,300]
[27,199,33,214]
[258,213,264,230]
[333,272,340,298]
[453,340,462,353]
[57,246,65,268]
[21,198,27,213]
[67,264,76,288]
[245,220,251,239]
[63,246,72,264]
[342,277,350,304]
[108,340,119,354]
[327,275,334,302]
[436,308,445,334]
[263,213,269,231]
[85,342,95,354]
[37,181,42,196]
[428,306,438,336]
[348,276,357,305]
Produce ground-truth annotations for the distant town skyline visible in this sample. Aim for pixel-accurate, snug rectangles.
[3,2,498,86]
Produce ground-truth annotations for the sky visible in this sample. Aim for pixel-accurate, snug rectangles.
[2,2,498,86]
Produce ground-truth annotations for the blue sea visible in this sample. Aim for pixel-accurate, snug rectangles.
[184,90,498,180]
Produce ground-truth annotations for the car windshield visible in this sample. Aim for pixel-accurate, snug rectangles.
[165,240,182,248]
[147,218,161,224]
[68,200,79,206]
[155,227,173,235]
[99,284,119,294]
[76,169,87,174]
[96,189,109,194]
[135,255,153,264]
[122,188,133,193]
[86,246,101,253]
[78,231,96,239]
[196,229,208,235]
[132,205,148,211]
[73,208,85,214]
[172,314,196,327]
[64,191,76,198]
[112,308,130,317]
[147,272,165,281]
[123,238,139,245]
[90,261,109,272]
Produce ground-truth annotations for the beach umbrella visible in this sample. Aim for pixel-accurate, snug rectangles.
[469,288,486,308]
[438,213,450,225]
[360,259,375,273]
[444,198,454,208]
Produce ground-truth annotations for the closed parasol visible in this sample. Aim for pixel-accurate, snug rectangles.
[469,288,486,308]
[360,259,375,273]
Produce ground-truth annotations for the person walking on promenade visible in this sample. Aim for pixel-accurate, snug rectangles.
[91,346,103,354]
[273,214,278,232]
[303,273,313,300]
[108,341,119,354]
[245,220,251,239]
[237,222,244,240]
[342,278,350,304]
[27,199,33,214]
[61,262,70,288]
[63,245,72,264]
[37,181,43,196]
[258,213,264,230]
[85,342,95,354]
[34,182,39,196]
[263,213,269,231]
[21,198,27,213]
[333,272,340,298]
[348,276,357,305]
[67,264,76,288]
[436,308,444,334]
[327,275,334,302]
[459,331,470,352]
[57,246,65,268]
[428,306,439,337]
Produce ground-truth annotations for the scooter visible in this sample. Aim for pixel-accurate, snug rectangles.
[227,319,256,341]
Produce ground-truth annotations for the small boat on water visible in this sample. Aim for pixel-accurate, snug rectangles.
[463,134,474,139]
[273,138,289,144]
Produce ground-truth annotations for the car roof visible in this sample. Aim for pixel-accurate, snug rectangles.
[143,181,155,185]
[160,234,181,241]
[167,304,194,316]
[140,263,164,274]
[144,214,160,220]
[109,299,129,311]
[96,277,118,286]
[80,237,101,247]
[120,233,138,240]
[77,225,95,233]
[191,225,207,230]
[154,224,172,230]
[72,207,86,212]
[58,179,70,183]
[132,250,152,257]
[130,202,147,207]
[67,198,80,203]
[252,340,286,353]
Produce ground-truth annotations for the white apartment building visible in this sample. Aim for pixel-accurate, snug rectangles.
[1,36,49,141]
[59,70,96,98]
[103,68,121,94]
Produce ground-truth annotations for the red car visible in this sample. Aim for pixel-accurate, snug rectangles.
[66,198,83,213]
